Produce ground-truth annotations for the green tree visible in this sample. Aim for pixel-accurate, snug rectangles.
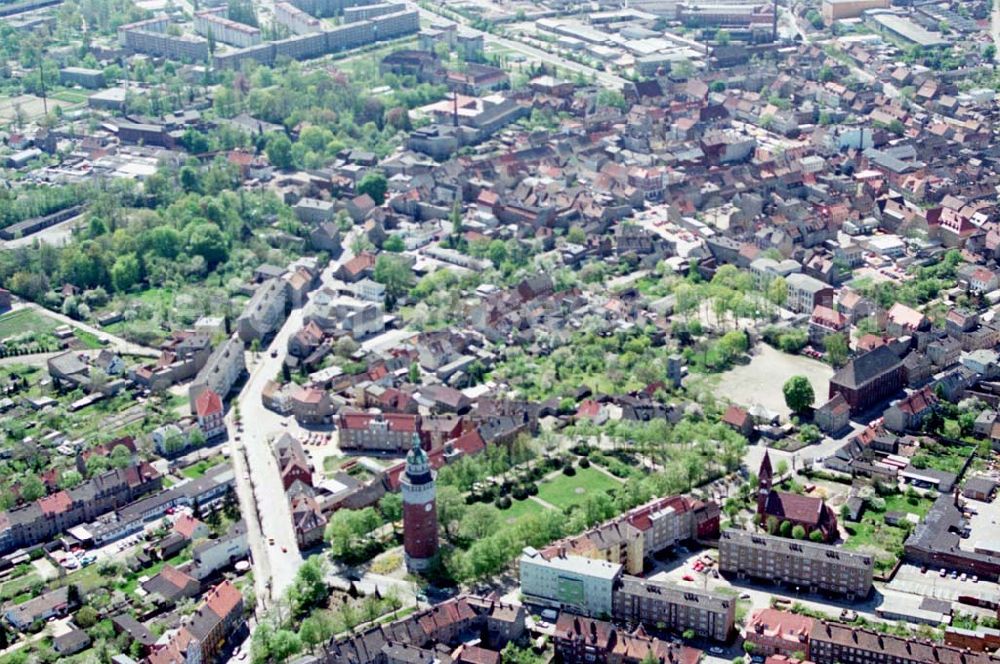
[378,492,403,524]
[110,254,141,292]
[501,643,544,664]
[288,556,330,618]
[383,235,405,252]
[252,621,273,664]
[458,503,501,541]
[373,254,414,307]
[187,222,229,268]
[266,134,294,170]
[779,520,792,537]
[767,276,788,307]
[20,475,45,502]
[408,362,420,383]
[66,583,82,606]
[824,333,848,367]
[783,375,815,415]
[188,428,206,449]
[357,172,388,205]
[325,507,381,561]
[269,629,302,663]
[436,485,467,542]
[109,444,132,469]
[809,529,825,542]
[792,524,807,540]
[59,470,83,490]
[596,89,627,111]
[75,605,98,628]
[298,616,324,653]
[566,227,587,245]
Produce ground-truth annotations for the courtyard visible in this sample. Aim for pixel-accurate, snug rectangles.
[709,344,834,418]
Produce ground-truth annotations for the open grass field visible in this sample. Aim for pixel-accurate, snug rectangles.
[536,466,622,511]
[0,93,78,122]
[498,495,549,524]
[181,456,227,479]
[0,308,59,339]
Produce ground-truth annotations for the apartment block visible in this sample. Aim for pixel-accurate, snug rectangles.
[188,336,246,412]
[213,8,418,68]
[274,1,321,34]
[343,2,406,22]
[810,621,1000,664]
[519,548,622,618]
[337,411,423,452]
[194,8,262,47]
[236,278,288,342]
[540,494,720,574]
[0,464,162,554]
[612,576,735,642]
[119,16,210,61]
[370,10,420,39]
[718,529,873,599]
[273,32,328,60]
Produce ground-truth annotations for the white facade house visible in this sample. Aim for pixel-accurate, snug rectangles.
[519,548,622,617]
[192,521,248,579]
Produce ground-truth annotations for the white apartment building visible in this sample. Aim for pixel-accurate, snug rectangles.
[519,548,622,617]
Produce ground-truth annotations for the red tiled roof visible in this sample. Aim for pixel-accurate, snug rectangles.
[887,302,925,330]
[894,386,937,415]
[341,252,376,276]
[452,429,485,456]
[204,579,242,620]
[722,405,750,427]
[626,495,693,532]
[749,609,815,645]
[417,597,477,635]
[194,389,223,418]
[763,491,827,527]
[172,515,204,539]
[159,565,196,591]
[458,645,500,664]
[339,411,420,433]
[39,491,72,516]
[811,305,847,329]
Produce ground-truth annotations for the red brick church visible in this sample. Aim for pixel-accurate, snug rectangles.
[757,451,838,542]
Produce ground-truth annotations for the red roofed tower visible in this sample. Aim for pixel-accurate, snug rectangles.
[757,450,773,516]
[402,434,439,572]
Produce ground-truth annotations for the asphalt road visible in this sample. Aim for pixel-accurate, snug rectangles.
[227,233,359,612]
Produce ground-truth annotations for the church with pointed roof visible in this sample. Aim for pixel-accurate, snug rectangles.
[757,451,839,542]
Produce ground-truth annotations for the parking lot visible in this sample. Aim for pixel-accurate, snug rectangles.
[647,545,885,623]
[886,563,999,603]
[962,494,1000,556]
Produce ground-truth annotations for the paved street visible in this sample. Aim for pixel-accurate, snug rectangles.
[227,234,359,612]
[227,309,306,610]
